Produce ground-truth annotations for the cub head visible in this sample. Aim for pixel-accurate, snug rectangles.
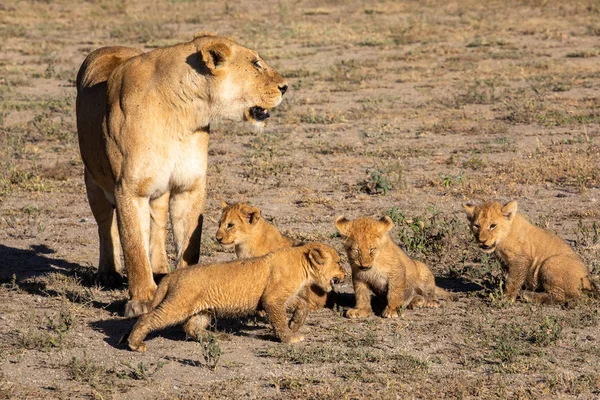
[335,216,394,270]
[305,243,346,293]
[215,202,261,247]
[192,33,288,126]
[463,200,518,253]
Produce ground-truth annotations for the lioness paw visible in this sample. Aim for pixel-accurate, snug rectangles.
[128,341,147,353]
[346,308,371,319]
[282,333,304,344]
[95,270,123,289]
[125,299,150,318]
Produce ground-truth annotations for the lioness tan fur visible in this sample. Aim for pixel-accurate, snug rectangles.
[215,202,334,331]
[76,33,288,317]
[335,216,455,318]
[127,243,345,352]
[463,200,594,304]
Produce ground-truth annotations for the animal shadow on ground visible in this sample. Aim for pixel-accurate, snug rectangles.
[92,313,272,350]
[0,243,125,313]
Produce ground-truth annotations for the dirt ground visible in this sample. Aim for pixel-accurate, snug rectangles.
[1,0,600,398]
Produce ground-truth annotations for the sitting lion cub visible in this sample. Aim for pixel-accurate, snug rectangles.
[127,243,345,352]
[335,216,455,319]
[215,202,330,331]
[463,200,594,304]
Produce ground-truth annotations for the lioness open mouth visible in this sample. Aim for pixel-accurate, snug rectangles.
[249,106,270,121]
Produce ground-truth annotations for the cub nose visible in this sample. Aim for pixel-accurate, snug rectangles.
[278,84,288,95]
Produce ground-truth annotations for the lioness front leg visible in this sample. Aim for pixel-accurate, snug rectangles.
[264,300,304,344]
[347,279,372,318]
[115,185,156,318]
[170,182,206,268]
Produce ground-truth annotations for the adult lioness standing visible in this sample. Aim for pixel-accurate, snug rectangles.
[76,33,288,317]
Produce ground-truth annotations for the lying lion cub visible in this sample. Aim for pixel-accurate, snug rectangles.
[464,200,595,304]
[127,243,345,352]
[215,202,330,331]
[335,216,455,318]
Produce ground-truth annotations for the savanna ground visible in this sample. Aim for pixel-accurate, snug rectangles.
[1,0,600,398]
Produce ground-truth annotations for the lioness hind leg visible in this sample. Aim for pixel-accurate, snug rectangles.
[170,187,205,268]
[84,170,122,288]
[149,192,170,275]
[183,312,212,340]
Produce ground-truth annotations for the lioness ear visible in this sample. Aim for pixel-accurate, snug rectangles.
[201,41,231,72]
[307,247,327,268]
[378,216,394,233]
[502,200,518,220]
[463,203,476,220]
[335,216,350,236]
[240,205,261,225]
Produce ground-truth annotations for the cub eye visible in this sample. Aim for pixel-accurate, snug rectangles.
[473,224,480,230]
[226,223,234,229]
[252,59,262,70]
[489,223,497,230]
[369,248,376,255]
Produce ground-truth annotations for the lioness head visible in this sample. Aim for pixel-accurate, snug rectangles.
[305,243,346,292]
[463,201,518,253]
[215,202,261,247]
[192,33,288,126]
[335,216,394,270]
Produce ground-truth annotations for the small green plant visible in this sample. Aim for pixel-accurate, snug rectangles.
[359,169,392,195]
[200,333,222,370]
[529,316,562,346]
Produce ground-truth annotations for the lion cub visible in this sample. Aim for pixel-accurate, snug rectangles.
[464,200,594,304]
[215,202,294,258]
[335,216,455,319]
[216,202,329,331]
[127,243,345,352]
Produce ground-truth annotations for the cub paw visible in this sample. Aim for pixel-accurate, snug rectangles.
[125,299,150,318]
[346,308,371,319]
[281,333,304,344]
[381,307,399,318]
[128,341,147,353]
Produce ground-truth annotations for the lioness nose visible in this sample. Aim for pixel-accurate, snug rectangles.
[278,84,288,95]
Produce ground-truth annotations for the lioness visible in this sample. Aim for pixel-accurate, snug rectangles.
[463,200,595,304]
[76,33,288,317]
[335,216,456,318]
[126,243,346,352]
[215,202,331,331]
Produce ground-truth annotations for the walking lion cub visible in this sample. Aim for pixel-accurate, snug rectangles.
[215,202,331,331]
[335,216,455,319]
[463,200,595,304]
[127,243,345,352]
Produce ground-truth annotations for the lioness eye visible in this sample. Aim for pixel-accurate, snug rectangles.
[489,223,497,230]
[252,59,262,69]
[227,223,234,229]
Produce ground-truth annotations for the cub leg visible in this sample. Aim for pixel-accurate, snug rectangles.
[264,298,304,344]
[504,262,528,302]
[347,279,373,318]
[382,272,406,318]
[84,170,122,287]
[114,185,155,318]
[170,183,206,269]
[183,312,213,340]
[149,191,170,275]
[128,302,191,352]
[289,297,309,333]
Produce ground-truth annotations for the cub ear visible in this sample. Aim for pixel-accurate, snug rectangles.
[200,40,231,72]
[378,216,394,233]
[240,205,261,225]
[335,216,350,236]
[501,200,518,220]
[307,247,327,268]
[463,203,476,220]
[220,201,229,209]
